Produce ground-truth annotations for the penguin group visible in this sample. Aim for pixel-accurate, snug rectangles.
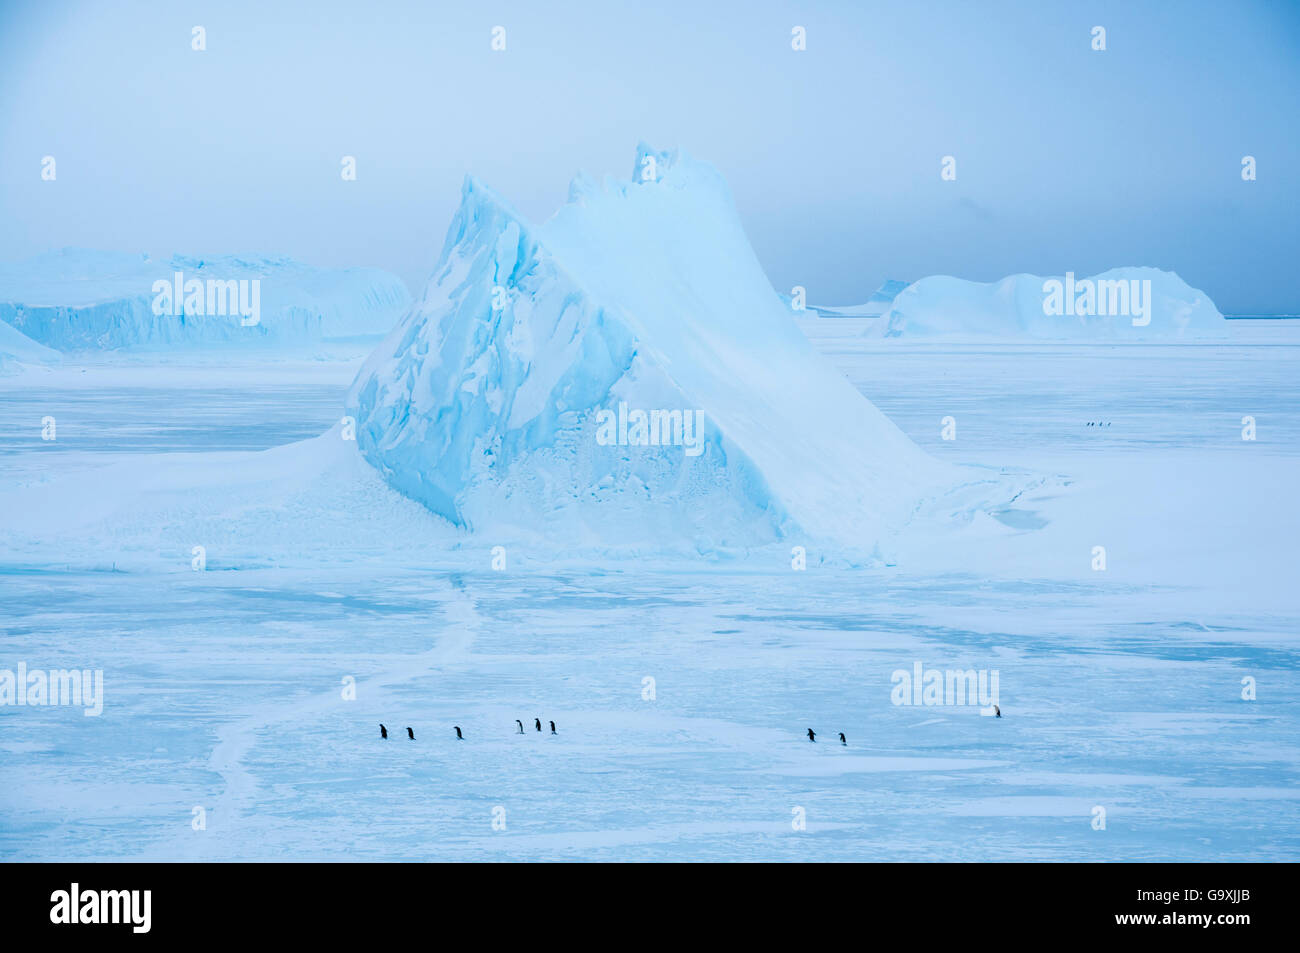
[1086,421,1111,427]
[806,729,848,745]
[379,718,556,741]
[805,708,1003,745]
[375,723,461,740]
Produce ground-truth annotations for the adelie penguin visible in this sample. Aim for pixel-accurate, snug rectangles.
[994,705,1001,718]
[807,728,816,742]
[534,718,542,732]
[406,727,415,740]
[516,719,525,734]
[380,724,388,740]
[838,732,846,745]
[454,726,463,740]
[550,720,557,735]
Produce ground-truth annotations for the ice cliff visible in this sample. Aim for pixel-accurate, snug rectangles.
[348,145,956,553]
[0,249,410,350]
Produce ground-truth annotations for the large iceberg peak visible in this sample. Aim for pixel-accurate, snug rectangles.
[566,143,729,213]
[348,144,967,554]
[632,141,678,183]
[435,175,538,273]
[454,174,529,233]
[628,141,735,202]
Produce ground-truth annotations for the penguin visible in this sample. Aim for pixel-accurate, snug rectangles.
[807,728,816,742]
[406,727,415,740]
[838,732,846,745]
[535,718,542,732]
[516,719,525,734]
[454,726,463,740]
[994,705,1001,718]
[380,724,388,739]
[550,720,556,735]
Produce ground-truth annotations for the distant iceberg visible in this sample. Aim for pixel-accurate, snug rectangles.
[813,280,911,318]
[0,248,411,350]
[349,145,969,554]
[874,268,1225,340]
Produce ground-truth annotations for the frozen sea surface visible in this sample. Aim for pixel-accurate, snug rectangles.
[1,338,1297,861]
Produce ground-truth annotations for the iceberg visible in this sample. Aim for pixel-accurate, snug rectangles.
[877,268,1225,340]
[0,248,411,350]
[812,279,911,318]
[348,145,961,553]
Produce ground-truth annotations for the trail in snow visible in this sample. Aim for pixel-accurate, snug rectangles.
[155,575,483,860]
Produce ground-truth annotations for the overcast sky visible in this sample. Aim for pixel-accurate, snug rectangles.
[1,0,1296,312]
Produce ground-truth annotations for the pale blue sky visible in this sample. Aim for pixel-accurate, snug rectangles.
[1,0,1296,312]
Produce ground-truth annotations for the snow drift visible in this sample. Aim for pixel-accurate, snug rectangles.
[877,268,1224,340]
[0,249,410,350]
[0,319,60,374]
[349,144,961,552]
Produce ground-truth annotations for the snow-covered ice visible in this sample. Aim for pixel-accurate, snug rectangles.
[0,147,1295,863]
[0,330,1296,861]
[0,321,60,375]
